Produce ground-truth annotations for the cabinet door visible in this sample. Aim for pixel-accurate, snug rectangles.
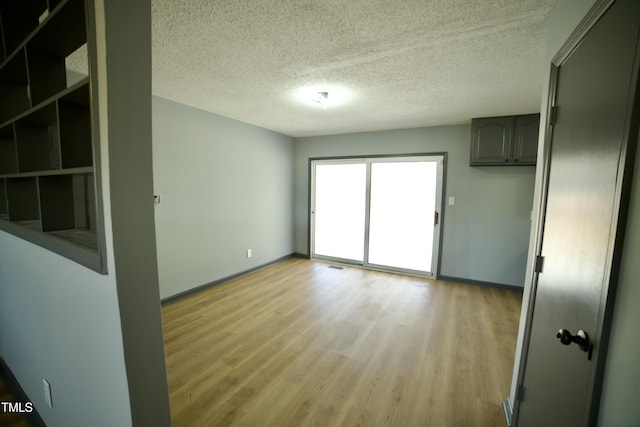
[470,116,513,165]
[513,114,540,165]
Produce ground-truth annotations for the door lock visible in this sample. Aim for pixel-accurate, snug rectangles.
[556,329,593,359]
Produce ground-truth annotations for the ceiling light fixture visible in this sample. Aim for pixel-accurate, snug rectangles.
[311,91,328,108]
[293,84,353,109]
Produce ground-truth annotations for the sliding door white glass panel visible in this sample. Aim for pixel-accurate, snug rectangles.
[312,162,367,262]
[311,155,443,277]
[367,161,438,272]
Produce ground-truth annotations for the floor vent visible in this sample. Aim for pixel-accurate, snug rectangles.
[329,265,344,270]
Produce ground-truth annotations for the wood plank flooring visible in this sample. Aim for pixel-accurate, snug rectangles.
[162,258,522,427]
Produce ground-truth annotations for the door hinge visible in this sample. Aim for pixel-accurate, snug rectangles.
[550,106,558,126]
[517,385,525,402]
[534,255,544,273]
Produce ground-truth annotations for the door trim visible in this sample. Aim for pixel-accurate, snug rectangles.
[552,0,615,66]
[308,152,448,278]
[511,0,640,425]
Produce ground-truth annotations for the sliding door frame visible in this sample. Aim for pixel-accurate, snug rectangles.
[308,152,448,278]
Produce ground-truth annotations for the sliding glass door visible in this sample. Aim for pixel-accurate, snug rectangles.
[312,162,367,262]
[311,155,444,277]
[368,160,439,272]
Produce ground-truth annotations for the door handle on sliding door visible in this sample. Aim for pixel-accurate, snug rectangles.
[434,211,439,226]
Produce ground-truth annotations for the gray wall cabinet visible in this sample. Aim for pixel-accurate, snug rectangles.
[470,114,540,166]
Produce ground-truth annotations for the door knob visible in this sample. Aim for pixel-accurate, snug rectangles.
[556,328,590,352]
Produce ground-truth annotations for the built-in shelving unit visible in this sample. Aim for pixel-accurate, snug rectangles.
[0,0,106,272]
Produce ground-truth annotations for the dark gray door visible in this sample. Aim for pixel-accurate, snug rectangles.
[517,1,640,426]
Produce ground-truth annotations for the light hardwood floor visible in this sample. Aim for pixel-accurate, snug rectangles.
[162,258,522,427]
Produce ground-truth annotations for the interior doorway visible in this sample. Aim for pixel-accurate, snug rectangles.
[310,155,444,277]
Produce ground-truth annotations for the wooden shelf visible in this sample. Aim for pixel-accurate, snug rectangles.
[0,77,88,128]
[48,228,97,251]
[0,166,92,179]
[0,0,105,272]
[49,0,65,11]
[13,219,42,232]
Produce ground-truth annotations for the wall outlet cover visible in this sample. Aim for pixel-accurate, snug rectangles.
[43,379,53,408]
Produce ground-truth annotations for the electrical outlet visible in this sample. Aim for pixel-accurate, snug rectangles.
[448,196,455,206]
[247,249,252,258]
[43,379,53,408]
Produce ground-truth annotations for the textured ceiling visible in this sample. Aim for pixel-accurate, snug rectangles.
[150,0,556,137]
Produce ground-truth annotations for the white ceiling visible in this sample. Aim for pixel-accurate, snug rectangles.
[150,0,556,137]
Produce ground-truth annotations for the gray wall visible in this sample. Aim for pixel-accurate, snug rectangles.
[152,97,295,298]
[597,125,640,425]
[0,234,131,426]
[101,0,171,423]
[294,125,535,286]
